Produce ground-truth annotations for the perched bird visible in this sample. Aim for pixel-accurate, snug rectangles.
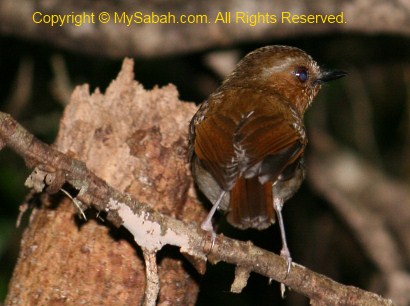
[188,45,345,271]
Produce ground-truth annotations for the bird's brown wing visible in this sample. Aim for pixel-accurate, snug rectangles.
[234,110,305,183]
[227,107,305,229]
[194,112,237,191]
[193,96,305,192]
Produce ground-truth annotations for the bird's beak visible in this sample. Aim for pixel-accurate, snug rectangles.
[318,69,347,83]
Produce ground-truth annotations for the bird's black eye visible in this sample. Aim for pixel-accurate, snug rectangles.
[295,67,308,83]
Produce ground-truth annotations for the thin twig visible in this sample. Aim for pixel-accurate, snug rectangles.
[142,248,160,306]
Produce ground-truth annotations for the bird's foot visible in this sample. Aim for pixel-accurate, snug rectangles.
[279,248,292,299]
[280,247,292,278]
[201,220,216,254]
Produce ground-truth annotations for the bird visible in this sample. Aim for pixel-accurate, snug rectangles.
[188,45,346,272]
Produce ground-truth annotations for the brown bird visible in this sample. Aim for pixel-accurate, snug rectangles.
[188,45,345,271]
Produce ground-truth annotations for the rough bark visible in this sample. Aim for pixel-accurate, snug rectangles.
[5,59,204,305]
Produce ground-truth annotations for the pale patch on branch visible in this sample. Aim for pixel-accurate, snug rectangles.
[107,198,190,252]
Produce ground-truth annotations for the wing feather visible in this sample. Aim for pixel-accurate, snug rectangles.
[192,88,306,191]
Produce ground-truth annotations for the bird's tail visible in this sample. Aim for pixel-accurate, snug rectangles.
[227,176,275,230]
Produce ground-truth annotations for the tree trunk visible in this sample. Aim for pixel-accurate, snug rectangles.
[5,59,205,306]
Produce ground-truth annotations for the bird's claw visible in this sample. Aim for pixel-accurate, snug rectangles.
[279,250,292,299]
[201,221,216,254]
[280,248,292,279]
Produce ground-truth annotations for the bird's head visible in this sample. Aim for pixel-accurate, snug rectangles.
[223,45,346,115]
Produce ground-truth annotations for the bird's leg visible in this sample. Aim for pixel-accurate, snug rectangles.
[273,197,292,277]
[201,191,226,232]
[201,191,226,251]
